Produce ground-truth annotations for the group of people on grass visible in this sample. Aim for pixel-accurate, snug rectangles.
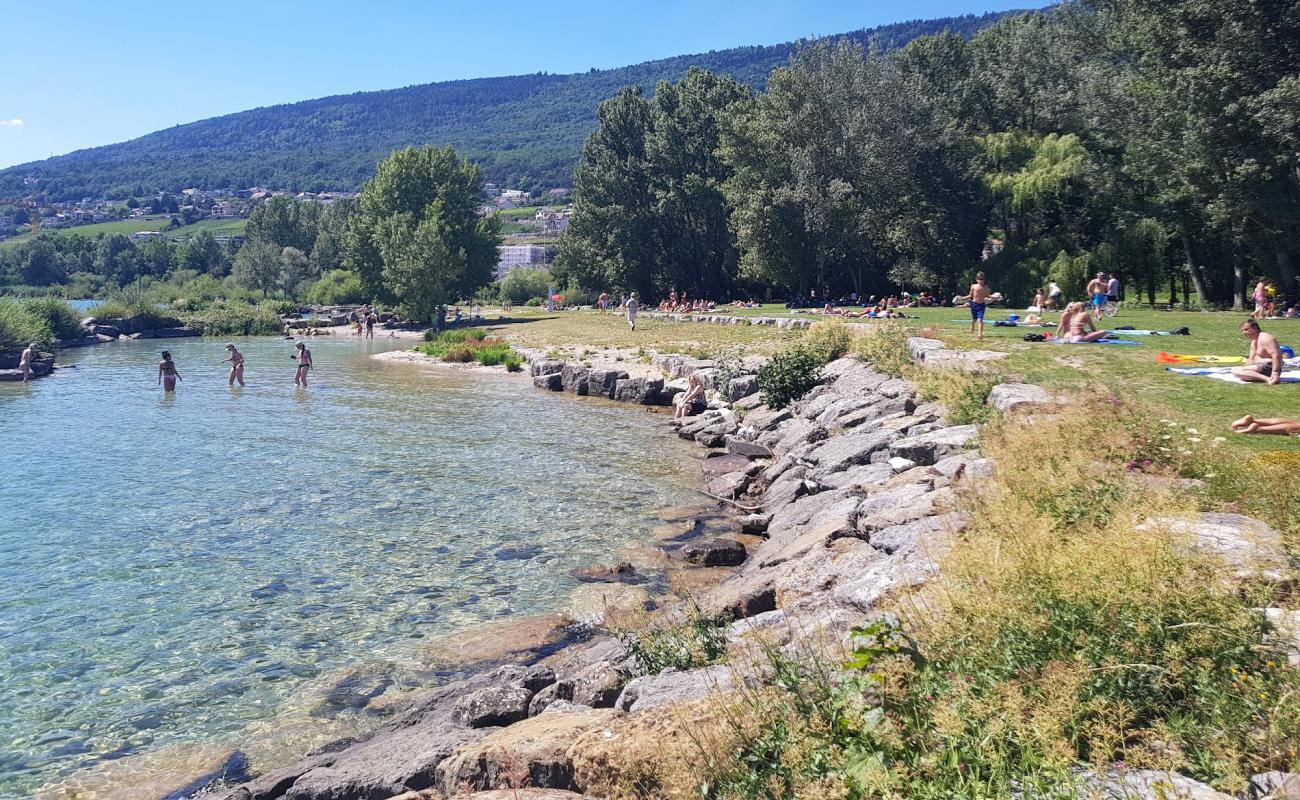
[154,341,314,393]
[656,290,717,315]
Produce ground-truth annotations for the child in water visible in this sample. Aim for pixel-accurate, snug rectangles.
[158,351,182,392]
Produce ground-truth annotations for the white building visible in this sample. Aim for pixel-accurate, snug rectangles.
[496,245,547,279]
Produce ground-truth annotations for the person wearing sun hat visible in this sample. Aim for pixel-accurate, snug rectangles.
[222,342,245,387]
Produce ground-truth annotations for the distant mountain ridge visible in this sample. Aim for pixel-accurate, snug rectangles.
[1,11,1017,201]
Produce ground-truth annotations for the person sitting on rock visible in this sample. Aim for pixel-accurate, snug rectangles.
[674,373,706,420]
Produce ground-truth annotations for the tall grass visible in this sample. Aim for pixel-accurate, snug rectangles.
[0,300,53,351]
[672,400,1299,799]
[416,328,522,369]
[16,297,82,341]
[184,302,283,336]
[850,323,913,377]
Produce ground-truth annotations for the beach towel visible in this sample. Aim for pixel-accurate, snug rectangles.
[1048,338,1143,346]
[1108,329,1188,337]
[1168,366,1300,383]
[1156,352,1247,365]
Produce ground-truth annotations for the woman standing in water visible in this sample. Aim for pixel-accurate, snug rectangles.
[157,351,182,392]
[293,341,313,386]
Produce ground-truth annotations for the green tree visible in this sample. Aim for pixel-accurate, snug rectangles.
[231,239,282,295]
[498,266,552,304]
[246,196,322,254]
[176,230,228,276]
[346,146,500,324]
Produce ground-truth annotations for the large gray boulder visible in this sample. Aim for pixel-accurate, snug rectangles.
[1139,512,1288,582]
[806,430,898,475]
[680,538,747,567]
[1080,769,1234,800]
[1246,771,1300,799]
[530,359,564,377]
[987,383,1054,413]
[726,374,759,402]
[613,376,664,404]
[615,665,734,713]
[586,368,628,398]
[452,685,535,728]
[533,373,563,391]
[889,425,980,466]
[559,365,590,395]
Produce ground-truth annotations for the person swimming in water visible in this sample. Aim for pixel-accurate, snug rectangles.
[158,351,182,392]
[293,341,313,386]
[222,343,245,387]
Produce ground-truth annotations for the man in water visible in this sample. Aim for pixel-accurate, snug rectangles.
[158,351,182,392]
[1086,272,1109,320]
[626,292,639,331]
[293,341,313,386]
[18,342,37,383]
[1231,318,1283,384]
[365,313,376,339]
[222,343,245,387]
[958,271,994,341]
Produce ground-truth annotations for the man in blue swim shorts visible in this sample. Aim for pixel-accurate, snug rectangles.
[959,271,994,341]
[1087,272,1109,320]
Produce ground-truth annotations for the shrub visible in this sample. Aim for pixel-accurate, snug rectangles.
[503,354,523,372]
[907,366,1002,425]
[758,344,822,408]
[21,297,83,341]
[524,297,542,307]
[306,269,366,305]
[802,319,854,363]
[851,323,913,377]
[184,302,282,336]
[498,267,552,305]
[442,347,474,363]
[472,340,513,366]
[613,608,730,676]
[0,299,53,351]
[260,298,299,316]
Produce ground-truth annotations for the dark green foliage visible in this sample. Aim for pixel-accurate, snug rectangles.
[0,299,54,350]
[0,15,1009,202]
[758,345,823,408]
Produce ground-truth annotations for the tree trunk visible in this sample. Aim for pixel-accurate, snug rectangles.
[1277,249,1298,297]
[1232,245,1246,312]
[1147,269,1156,307]
[1178,215,1210,306]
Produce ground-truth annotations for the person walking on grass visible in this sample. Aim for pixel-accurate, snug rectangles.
[158,351,181,392]
[1047,281,1062,310]
[598,291,610,314]
[957,271,994,341]
[1087,272,1109,321]
[292,341,313,387]
[223,343,245,387]
[18,342,36,384]
[1253,279,1269,320]
[1231,318,1282,384]
[626,293,639,331]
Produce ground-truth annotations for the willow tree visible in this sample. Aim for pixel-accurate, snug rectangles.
[346,146,499,325]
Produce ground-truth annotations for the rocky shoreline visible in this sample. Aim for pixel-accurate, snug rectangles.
[77,334,1297,800]
[187,340,999,800]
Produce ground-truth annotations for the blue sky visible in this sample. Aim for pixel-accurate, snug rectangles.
[0,0,1029,170]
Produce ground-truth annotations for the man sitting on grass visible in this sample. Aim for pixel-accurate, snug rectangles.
[1230,319,1283,385]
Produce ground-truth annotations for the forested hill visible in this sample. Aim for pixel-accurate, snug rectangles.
[0,12,1014,201]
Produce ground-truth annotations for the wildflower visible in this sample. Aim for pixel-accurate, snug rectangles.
[1189,437,1202,443]
[1181,449,1192,455]
[1161,434,1172,440]
[1186,428,1199,434]
[1204,473,1216,479]
[1159,419,1171,424]
[1213,436,1226,443]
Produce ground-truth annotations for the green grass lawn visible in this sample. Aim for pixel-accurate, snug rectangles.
[165,218,247,239]
[508,303,1300,453]
[493,205,546,219]
[1,215,247,246]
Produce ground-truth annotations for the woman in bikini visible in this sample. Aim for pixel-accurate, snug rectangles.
[293,342,313,386]
[1054,302,1111,343]
[158,351,182,392]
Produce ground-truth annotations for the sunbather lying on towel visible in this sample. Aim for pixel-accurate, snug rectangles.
[1231,415,1300,435]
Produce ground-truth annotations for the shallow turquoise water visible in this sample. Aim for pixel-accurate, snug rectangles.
[0,336,694,798]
